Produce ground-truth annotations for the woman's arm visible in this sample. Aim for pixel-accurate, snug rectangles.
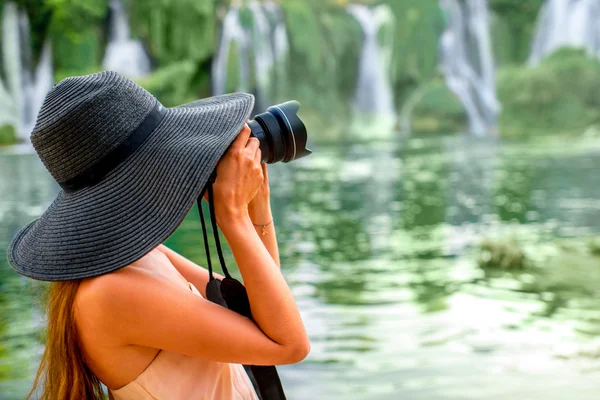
[248,163,280,268]
[218,214,305,353]
[77,252,309,366]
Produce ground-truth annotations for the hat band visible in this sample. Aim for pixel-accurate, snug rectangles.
[58,101,167,193]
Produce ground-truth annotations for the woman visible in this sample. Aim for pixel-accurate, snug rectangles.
[7,71,310,399]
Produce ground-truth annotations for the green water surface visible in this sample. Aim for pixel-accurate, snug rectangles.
[1,136,600,399]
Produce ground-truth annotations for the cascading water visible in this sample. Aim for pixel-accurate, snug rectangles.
[212,5,250,96]
[0,2,21,135]
[0,2,53,143]
[249,1,275,109]
[212,2,289,110]
[263,2,289,63]
[438,0,500,137]
[21,40,53,137]
[263,1,289,101]
[102,0,150,78]
[529,0,600,65]
[347,4,396,123]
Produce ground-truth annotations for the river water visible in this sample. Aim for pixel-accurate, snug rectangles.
[1,136,600,399]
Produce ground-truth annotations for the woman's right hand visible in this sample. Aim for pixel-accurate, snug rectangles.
[212,124,264,224]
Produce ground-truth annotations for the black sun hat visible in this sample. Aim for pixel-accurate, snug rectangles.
[6,70,254,281]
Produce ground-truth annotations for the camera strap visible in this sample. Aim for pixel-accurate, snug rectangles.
[196,170,287,400]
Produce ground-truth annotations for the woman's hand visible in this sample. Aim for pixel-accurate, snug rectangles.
[248,163,272,224]
[213,124,264,224]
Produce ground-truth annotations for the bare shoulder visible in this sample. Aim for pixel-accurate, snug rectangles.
[74,266,141,337]
[74,254,163,335]
[76,268,133,312]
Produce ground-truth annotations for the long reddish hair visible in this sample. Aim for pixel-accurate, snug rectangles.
[27,280,105,400]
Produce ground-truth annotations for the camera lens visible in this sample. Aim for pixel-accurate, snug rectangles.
[247,101,311,164]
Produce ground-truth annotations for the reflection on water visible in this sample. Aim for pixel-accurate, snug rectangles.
[2,137,600,399]
[0,152,57,399]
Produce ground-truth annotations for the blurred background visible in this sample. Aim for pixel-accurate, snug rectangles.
[2,0,600,399]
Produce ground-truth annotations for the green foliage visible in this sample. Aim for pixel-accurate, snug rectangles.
[0,125,17,146]
[320,10,362,102]
[9,0,582,140]
[282,0,361,119]
[136,61,198,107]
[410,79,466,133]
[44,0,108,40]
[489,0,544,64]
[497,48,600,136]
[126,0,215,65]
[280,0,444,123]
[8,0,106,66]
[384,0,444,106]
[52,25,102,74]
[490,11,514,67]
[12,1,52,57]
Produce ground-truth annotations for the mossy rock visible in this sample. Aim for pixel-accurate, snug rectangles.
[410,79,466,133]
[0,125,17,146]
[477,236,527,270]
[587,237,600,257]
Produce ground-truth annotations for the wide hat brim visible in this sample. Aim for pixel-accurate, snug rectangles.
[7,93,255,281]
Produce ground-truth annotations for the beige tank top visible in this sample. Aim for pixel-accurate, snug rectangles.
[110,282,260,400]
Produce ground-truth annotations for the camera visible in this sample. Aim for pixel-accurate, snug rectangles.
[248,101,311,164]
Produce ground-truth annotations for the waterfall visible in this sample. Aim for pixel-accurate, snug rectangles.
[102,0,151,78]
[347,4,395,120]
[212,2,289,110]
[0,2,53,143]
[249,1,275,108]
[264,1,290,101]
[21,39,53,137]
[264,2,289,62]
[438,0,500,136]
[0,2,21,134]
[212,5,250,95]
[529,0,600,66]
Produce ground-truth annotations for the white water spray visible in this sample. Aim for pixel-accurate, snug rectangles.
[529,0,600,65]
[0,2,53,143]
[0,2,21,134]
[438,0,500,136]
[249,1,275,108]
[21,39,53,136]
[102,0,151,78]
[212,5,250,95]
[212,2,289,109]
[347,4,395,120]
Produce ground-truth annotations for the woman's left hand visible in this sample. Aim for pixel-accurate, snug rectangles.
[248,163,271,223]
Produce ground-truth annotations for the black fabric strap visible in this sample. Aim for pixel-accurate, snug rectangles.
[208,183,232,279]
[196,197,214,281]
[59,101,167,192]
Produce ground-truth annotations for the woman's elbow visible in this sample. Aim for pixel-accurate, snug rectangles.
[284,339,311,364]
